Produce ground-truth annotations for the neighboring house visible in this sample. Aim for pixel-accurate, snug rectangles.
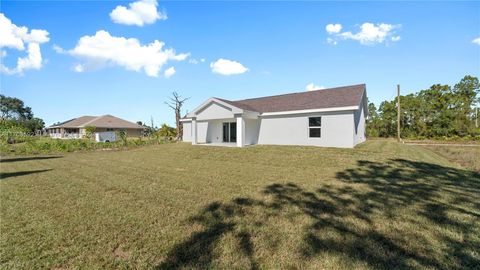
[46,115,144,141]
[181,84,367,148]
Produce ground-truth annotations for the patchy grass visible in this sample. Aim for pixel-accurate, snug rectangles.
[1,141,479,269]
[421,145,480,172]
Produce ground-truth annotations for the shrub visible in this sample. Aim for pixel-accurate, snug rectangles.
[0,134,171,156]
[0,120,30,144]
[157,124,176,141]
[84,126,96,139]
[116,130,127,146]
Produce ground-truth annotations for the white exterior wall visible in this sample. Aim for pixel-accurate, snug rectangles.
[191,102,237,143]
[187,120,226,143]
[195,121,208,143]
[353,105,366,146]
[257,111,355,148]
[183,118,258,145]
[204,120,223,143]
[196,102,234,120]
[183,98,366,148]
[182,122,192,142]
[353,92,367,146]
[245,118,260,145]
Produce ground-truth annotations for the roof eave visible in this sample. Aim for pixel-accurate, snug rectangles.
[260,106,360,116]
[187,97,246,118]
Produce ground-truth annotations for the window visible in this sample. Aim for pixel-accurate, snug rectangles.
[106,128,114,131]
[308,117,321,138]
[222,122,237,143]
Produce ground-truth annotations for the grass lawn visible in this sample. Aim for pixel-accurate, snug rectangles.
[421,145,480,172]
[1,140,479,269]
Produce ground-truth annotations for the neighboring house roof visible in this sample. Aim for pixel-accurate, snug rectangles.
[48,115,143,129]
[214,84,366,113]
[51,116,97,128]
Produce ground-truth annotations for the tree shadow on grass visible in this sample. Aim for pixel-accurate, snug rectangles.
[0,156,63,163]
[0,169,52,180]
[157,199,262,270]
[157,159,480,269]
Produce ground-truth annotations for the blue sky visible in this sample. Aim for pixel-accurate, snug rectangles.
[1,1,479,126]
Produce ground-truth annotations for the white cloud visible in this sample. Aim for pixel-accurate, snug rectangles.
[306,83,325,91]
[327,37,337,45]
[473,37,480,45]
[164,66,175,78]
[73,63,84,73]
[110,0,167,26]
[52,44,66,54]
[189,58,205,64]
[16,43,43,72]
[326,23,342,34]
[326,22,400,45]
[67,30,189,77]
[0,13,49,75]
[210,58,248,75]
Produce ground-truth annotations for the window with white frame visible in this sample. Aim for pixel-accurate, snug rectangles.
[308,117,321,138]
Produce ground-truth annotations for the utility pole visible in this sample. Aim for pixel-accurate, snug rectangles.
[476,107,478,128]
[397,84,401,142]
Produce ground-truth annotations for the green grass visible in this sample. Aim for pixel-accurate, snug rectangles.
[1,141,479,269]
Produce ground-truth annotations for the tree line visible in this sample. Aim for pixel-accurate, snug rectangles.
[0,94,45,133]
[367,75,480,139]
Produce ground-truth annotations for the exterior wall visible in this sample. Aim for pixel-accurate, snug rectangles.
[245,118,260,145]
[196,119,232,143]
[353,105,366,146]
[257,111,355,148]
[196,121,208,143]
[185,119,251,144]
[196,102,234,120]
[184,107,363,148]
[205,120,224,143]
[126,128,143,137]
[182,122,192,142]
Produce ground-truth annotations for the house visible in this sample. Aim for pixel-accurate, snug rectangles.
[46,114,144,142]
[181,84,367,148]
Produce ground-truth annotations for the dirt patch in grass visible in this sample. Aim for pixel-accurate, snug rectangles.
[422,145,480,172]
[113,246,131,260]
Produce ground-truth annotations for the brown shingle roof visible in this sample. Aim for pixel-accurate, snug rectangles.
[49,115,143,129]
[50,116,97,128]
[216,84,366,113]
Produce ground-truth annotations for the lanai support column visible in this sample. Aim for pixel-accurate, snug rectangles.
[192,117,198,145]
[236,115,245,147]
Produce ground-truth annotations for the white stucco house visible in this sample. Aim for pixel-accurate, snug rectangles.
[181,84,368,148]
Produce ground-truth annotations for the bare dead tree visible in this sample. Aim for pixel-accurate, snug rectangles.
[165,92,189,141]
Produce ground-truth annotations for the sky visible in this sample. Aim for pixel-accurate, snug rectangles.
[1,1,479,127]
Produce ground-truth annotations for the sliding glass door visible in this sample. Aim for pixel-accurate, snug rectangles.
[222,122,237,143]
[222,123,229,142]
